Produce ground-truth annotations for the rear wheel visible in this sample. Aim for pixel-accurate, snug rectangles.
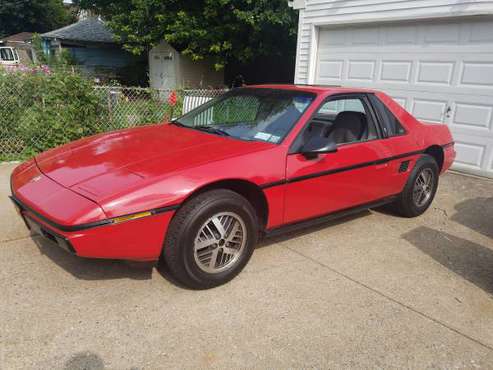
[161,189,258,289]
[393,154,439,217]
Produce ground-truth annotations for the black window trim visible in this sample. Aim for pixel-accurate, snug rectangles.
[288,92,384,154]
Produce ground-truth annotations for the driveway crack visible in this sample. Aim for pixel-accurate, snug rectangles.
[0,235,30,245]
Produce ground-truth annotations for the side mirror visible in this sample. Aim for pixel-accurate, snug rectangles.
[301,136,338,159]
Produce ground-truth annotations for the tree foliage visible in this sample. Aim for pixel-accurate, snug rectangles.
[77,0,297,70]
[0,0,75,38]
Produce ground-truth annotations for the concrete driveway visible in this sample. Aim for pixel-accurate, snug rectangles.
[1,162,492,369]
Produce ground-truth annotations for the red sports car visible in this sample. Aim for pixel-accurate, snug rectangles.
[10,85,455,289]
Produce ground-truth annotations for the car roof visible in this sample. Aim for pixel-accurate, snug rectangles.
[246,84,378,96]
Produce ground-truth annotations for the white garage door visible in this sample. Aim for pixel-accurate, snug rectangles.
[315,17,493,178]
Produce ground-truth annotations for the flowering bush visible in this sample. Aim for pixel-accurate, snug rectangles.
[1,64,51,75]
[0,65,106,159]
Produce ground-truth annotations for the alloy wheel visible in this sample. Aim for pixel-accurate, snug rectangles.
[193,212,247,274]
[413,168,434,207]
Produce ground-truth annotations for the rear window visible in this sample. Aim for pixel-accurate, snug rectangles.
[370,95,406,137]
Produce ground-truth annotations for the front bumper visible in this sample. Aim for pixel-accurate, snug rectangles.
[10,194,175,261]
[10,196,75,254]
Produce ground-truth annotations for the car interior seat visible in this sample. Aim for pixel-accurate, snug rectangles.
[325,111,368,144]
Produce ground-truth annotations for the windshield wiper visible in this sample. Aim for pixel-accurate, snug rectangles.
[194,126,231,137]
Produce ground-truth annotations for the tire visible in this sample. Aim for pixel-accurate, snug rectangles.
[161,189,258,289]
[393,154,439,218]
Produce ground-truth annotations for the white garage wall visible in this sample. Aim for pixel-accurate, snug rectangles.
[294,0,493,84]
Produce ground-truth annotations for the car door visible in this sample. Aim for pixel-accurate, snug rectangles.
[283,94,396,224]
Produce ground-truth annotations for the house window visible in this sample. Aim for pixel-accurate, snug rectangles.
[0,48,15,61]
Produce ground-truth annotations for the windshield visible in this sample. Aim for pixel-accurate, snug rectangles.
[175,88,315,144]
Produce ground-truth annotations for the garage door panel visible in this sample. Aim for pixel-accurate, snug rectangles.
[315,18,493,177]
[453,139,488,169]
[411,99,448,123]
[416,61,455,85]
[347,60,375,81]
[350,26,380,45]
[318,60,344,80]
[452,102,493,131]
[423,23,461,44]
[469,20,493,43]
[382,24,418,45]
[380,61,412,83]
[459,62,493,87]
[318,28,347,46]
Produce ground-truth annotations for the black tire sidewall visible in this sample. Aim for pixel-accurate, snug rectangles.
[173,192,257,288]
[401,155,439,216]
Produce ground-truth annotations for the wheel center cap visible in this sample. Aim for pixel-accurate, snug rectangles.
[218,239,226,247]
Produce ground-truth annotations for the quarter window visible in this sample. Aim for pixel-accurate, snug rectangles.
[369,95,406,137]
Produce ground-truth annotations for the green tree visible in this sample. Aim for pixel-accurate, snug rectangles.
[77,0,297,70]
[0,0,75,38]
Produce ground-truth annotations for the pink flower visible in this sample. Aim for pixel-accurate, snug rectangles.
[40,65,51,75]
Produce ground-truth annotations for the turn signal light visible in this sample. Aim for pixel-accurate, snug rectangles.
[112,211,152,224]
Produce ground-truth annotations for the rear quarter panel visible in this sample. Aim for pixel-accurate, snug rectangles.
[376,91,456,173]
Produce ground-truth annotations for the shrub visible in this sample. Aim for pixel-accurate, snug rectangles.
[0,66,107,159]
[0,64,221,161]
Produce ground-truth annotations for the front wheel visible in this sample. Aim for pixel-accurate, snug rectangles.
[161,189,258,289]
[393,154,439,217]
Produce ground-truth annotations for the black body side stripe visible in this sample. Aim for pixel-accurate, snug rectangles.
[9,194,180,232]
[151,204,181,215]
[260,149,424,189]
[260,180,286,189]
[264,194,399,237]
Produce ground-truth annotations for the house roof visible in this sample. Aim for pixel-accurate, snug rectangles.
[1,32,34,43]
[41,17,115,44]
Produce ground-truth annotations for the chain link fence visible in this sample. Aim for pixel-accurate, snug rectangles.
[0,85,226,161]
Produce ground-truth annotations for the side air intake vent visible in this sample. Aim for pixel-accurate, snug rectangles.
[399,160,411,173]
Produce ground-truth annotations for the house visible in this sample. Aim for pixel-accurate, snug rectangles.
[289,0,493,178]
[41,17,146,84]
[149,41,224,90]
[0,32,35,64]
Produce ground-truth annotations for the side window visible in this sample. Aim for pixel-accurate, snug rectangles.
[318,98,365,115]
[296,96,378,149]
[370,95,406,137]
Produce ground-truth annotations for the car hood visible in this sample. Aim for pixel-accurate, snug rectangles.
[35,124,272,199]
